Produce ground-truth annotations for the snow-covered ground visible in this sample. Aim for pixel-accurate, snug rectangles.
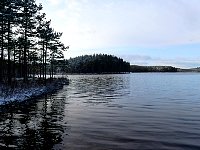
[0,78,69,105]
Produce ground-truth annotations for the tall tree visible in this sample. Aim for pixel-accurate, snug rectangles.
[0,0,68,85]
[0,0,20,84]
[0,0,8,83]
[18,0,42,83]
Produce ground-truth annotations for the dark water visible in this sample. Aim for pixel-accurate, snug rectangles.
[1,73,200,149]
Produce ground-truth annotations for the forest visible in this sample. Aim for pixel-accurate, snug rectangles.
[0,0,68,86]
[130,65,178,72]
[67,54,130,73]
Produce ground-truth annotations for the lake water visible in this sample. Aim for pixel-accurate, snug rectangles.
[1,73,200,149]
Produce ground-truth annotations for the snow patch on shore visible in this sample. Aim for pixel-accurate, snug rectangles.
[0,86,46,105]
[0,79,68,105]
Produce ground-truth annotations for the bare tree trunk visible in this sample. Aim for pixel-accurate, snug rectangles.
[13,44,16,81]
[23,12,28,83]
[0,19,4,83]
[7,21,12,85]
[42,41,45,80]
[44,42,47,85]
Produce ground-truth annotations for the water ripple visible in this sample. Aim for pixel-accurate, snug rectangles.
[1,73,200,149]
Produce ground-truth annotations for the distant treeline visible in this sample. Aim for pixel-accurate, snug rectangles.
[67,54,130,73]
[131,65,178,72]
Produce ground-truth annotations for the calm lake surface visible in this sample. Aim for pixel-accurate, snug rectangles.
[1,73,200,149]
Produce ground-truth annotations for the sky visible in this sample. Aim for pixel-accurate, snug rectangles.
[36,0,200,68]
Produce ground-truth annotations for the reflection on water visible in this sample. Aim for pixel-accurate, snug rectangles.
[70,75,130,106]
[0,94,67,149]
[1,73,200,149]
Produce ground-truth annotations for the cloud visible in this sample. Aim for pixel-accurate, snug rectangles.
[37,0,200,68]
[120,54,200,68]
[47,0,62,6]
[38,0,200,48]
[59,0,200,49]
[155,57,200,69]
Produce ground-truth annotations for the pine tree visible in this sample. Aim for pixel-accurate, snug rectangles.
[0,0,68,85]
[18,0,42,83]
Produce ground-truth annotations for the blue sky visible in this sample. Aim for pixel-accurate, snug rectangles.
[36,0,200,68]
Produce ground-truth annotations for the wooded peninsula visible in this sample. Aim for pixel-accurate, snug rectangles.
[67,54,130,74]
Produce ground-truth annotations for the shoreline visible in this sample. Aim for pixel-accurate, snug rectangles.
[0,78,69,105]
[66,72,130,75]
